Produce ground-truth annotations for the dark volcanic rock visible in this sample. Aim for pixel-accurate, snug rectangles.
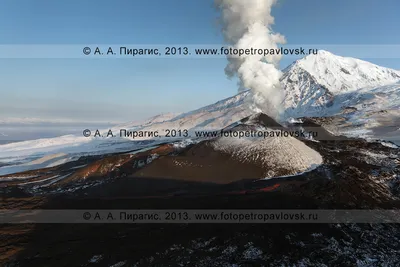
[240,112,283,128]
[1,114,400,267]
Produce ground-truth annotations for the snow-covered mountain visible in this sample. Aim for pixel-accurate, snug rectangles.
[282,50,400,117]
[120,50,400,130]
[287,50,400,93]
[1,50,399,175]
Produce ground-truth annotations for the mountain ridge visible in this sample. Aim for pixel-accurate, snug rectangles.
[124,50,400,129]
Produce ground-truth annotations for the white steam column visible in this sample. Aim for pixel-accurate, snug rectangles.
[215,0,286,120]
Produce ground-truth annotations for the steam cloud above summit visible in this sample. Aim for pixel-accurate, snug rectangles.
[215,0,286,119]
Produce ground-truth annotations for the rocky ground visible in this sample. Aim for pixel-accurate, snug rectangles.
[1,114,400,266]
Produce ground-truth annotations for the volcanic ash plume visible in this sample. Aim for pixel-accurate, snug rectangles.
[215,0,286,119]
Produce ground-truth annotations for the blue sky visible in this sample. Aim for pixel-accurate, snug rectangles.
[1,0,399,123]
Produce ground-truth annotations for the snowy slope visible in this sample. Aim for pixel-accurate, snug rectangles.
[112,90,253,132]
[211,120,323,178]
[332,82,400,141]
[116,113,182,129]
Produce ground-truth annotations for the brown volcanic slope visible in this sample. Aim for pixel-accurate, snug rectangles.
[134,142,266,183]
[135,113,323,182]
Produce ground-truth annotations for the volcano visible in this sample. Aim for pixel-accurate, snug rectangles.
[1,51,400,266]
[1,109,400,266]
[133,113,322,182]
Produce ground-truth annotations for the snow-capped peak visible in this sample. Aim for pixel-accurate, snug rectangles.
[285,50,400,94]
[281,50,400,117]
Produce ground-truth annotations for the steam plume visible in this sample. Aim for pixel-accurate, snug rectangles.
[215,0,286,119]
